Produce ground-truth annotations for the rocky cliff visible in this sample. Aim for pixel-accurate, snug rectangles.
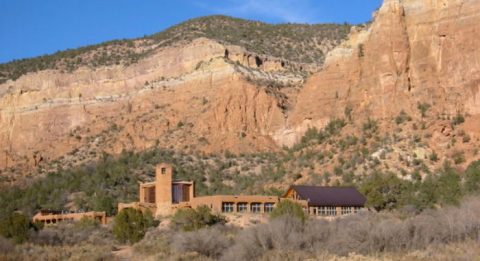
[0,38,298,173]
[1,0,480,183]
[285,0,480,143]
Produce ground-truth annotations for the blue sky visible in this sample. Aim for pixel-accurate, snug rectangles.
[0,0,382,63]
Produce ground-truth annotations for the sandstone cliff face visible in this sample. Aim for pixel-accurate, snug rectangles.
[1,0,480,178]
[282,0,480,145]
[0,38,295,172]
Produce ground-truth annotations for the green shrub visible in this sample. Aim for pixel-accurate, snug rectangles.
[324,118,346,136]
[436,170,462,205]
[270,200,306,223]
[359,172,409,211]
[395,110,411,125]
[451,113,465,126]
[76,216,99,230]
[453,151,465,165]
[0,212,33,244]
[171,205,224,231]
[417,103,431,118]
[362,118,378,133]
[92,194,115,216]
[464,160,480,193]
[113,208,156,244]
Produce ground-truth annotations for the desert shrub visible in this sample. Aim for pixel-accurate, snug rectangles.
[436,170,462,205]
[320,213,381,255]
[91,194,115,216]
[0,212,34,244]
[133,228,173,258]
[395,110,411,124]
[299,127,320,145]
[171,205,225,232]
[29,218,112,246]
[0,236,14,254]
[417,103,431,118]
[270,200,306,223]
[324,118,346,136]
[129,196,480,259]
[410,176,438,210]
[113,208,156,244]
[30,229,63,246]
[222,196,480,259]
[359,172,409,211]
[222,216,304,261]
[172,225,230,258]
[362,118,378,137]
[452,151,466,165]
[451,113,465,126]
[13,242,114,261]
[463,160,480,193]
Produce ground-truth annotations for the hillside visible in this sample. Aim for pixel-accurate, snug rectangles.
[0,15,351,83]
[1,0,480,189]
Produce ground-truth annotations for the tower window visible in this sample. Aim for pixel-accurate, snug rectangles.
[161,168,166,174]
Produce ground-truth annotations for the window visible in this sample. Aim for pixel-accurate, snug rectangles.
[318,206,337,216]
[222,202,234,213]
[264,203,274,213]
[250,203,261,213]
[341,207,362,215]
[161,168,166,174]
[237,203,248,213]
[147,187,155,203]
[341,207,353,215]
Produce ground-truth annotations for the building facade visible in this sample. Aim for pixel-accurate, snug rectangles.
[283,185,366,217]
[118,163,367,217]
[32,210,107,225]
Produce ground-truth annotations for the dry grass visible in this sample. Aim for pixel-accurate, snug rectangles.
[129,196,480,260]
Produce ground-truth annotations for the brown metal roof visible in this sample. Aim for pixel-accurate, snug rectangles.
[289,186,366,207]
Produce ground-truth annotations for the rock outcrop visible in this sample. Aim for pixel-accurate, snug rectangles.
[0,38,296,172]
[282,0,480,145]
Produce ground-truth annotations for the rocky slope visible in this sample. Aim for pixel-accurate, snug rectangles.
[0,20,344,181]
[1,0,480,184]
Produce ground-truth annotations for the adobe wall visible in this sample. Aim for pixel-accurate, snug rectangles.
[191,195,279,214]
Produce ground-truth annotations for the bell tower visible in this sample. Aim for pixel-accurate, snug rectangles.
[155,163,173,214]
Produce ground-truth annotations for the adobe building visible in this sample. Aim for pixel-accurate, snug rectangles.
[118,163,367,217]
[284,185,366,216]
[118,163,194,215]
[33,210,107,225]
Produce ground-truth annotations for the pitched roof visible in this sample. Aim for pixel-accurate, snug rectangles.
[289,186,366,207]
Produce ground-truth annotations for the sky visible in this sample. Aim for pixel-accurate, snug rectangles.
[0,0,382,63]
